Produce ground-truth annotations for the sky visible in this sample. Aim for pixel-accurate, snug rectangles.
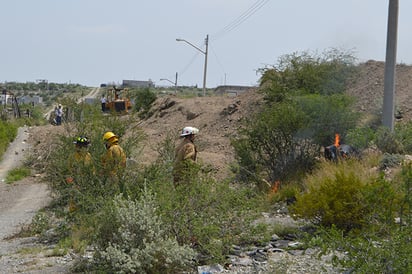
[1,0,411,88]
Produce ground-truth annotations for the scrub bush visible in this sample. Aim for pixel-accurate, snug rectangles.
[291,164,398,233]
[0,120,17,158]
[95,191,196,274]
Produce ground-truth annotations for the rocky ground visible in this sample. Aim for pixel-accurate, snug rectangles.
[1,60,412,273]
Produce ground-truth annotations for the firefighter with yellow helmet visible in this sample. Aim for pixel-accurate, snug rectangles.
[173,126,199,185]
[102,131,126,176]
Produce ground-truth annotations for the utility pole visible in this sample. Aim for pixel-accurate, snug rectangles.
[382,0,399,131]
[176,34,209,96]
[202,34,209,97]
[174,72,178,94]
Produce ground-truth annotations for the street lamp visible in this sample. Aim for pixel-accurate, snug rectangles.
[176,34,209,96]
[160,72,178,94]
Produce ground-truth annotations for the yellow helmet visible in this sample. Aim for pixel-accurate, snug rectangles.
[103,131,118,143]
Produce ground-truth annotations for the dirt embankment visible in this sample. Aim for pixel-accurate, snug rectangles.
[347,60,412,122]
[136,90,263,180]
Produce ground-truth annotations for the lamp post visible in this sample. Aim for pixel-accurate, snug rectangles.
[176,34,208,96]
[160,72,178,94]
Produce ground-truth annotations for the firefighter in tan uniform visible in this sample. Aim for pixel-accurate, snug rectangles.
[173,126,199,185]
[102,131,126,177]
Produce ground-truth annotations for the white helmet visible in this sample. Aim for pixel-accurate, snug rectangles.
[180,126,199,137]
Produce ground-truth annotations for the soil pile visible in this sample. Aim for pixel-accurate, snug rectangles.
[137,90,263,180]
[347,60,412,122]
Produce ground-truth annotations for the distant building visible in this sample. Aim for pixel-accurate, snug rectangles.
[122,80,154,88]
[214,85,254,96]
[84,97,97,105]
[0,94,14,105]
[18,95,43,105]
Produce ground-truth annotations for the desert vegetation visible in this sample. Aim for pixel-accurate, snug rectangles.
[10,49,412,273]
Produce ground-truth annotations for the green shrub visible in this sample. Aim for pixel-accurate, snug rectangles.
[233,102,319,184]
[292,171,367,231]
[95,191,196,274]
[234,50,359,187]
[345,126,376,150]
[29,211,51,235]
[291,169,398,233]
[395,121,412,153]
[379,153,403,170]
[315,164,412,272]
[258,48,357,102]
[131,88,157,118]
[6,167,31,183]
[295,93,359,146]
[375,126,402,153]
[0,120,17,158]
[321,224,412,273]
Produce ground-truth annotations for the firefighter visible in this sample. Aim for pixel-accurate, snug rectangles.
[66,136,93,212]
[102,131,126,176]
[66,136,93,183]
[173,126,199,185]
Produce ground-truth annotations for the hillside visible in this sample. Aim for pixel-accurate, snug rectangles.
[137,60,412,181]
[137,90,264,181]
[347,60,412,122]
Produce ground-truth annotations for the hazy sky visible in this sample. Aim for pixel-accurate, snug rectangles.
[1,1,410,88]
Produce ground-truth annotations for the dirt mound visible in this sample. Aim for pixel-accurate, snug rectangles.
[137,90,263,180]
[346,60,412,122]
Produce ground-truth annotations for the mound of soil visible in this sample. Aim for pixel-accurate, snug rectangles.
[137,90,263,180]
[347,60,412,122]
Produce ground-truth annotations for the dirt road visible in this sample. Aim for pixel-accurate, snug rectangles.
[0,126,57,273]
[0,126,51,241]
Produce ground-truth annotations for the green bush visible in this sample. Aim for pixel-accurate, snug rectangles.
[345,126,376,150]
[258,48,358,102]
[395,121,412,154]
[379,153,403,170]
[6,167,31,183]
[375,126,402,154]
[95,191,196,274]
[131,88,157,118]
[291,169,398,233]
[313,164,412,272]
[0,120,17,158]
[233,50,359,187]
[233,102,319,185]
[295,93,359,146]
[292,171,367,231]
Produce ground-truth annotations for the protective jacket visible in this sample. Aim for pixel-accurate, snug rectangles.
[173,138,197,184]
[102,142,126,175]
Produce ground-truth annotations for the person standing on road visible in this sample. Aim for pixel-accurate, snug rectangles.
[101,95,107,112]
[55,104,63,125]
[102,131,126,177]
[173,126,199,186]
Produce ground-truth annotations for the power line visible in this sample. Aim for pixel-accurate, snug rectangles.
[211,0,270,41]
[177,39,206,83]
[178,51,201,77]
[209,44,226,76]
